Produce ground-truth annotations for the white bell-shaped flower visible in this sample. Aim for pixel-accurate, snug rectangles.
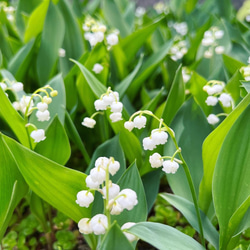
[207,114,220,125]
[162,160,179,174]
[124,121,135,131]
[92,63,104,74]
[106,33,119,46]
[12,82,23,92]
[78,218,92,234]
[151,129,168,145]
[82,117,96,128]
[94,31,104,43]
[142,137,156,151]
[30,129,46,143]
[90,167,106,184]
[133,115,147,129]
[116,189,138,211]
[121,222,138,242]
[94,99,107,111]
[110,112,122,122]
[90,214,108,235]
[95,157,109,169]
[76,190,94,208]
[37,102,48,112]
[108,160,120,175]
[102,182,120,200]
[205,96,218,106]
[109,199,124,215]
[214,30,224,39]
[149,153,163,168]
[43,96,52,104]
[36,110,50,122]
[85,175,100,189]
[12,101,20,110]
[215,46,225,54]
[218,93,232,107]
[110,102,123,113]
[20,96,34,114]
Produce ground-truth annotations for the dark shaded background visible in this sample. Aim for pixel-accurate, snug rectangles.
[136,0,245,9]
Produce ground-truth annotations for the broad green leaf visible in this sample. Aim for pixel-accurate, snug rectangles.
[35,116,71,165]
[8,39,36,81]
[115,55,143,98]
[3,133,90,223]
[0,87,29,147]
[128,41,172,101]
[120,17,163,63]
[189,71,211,116]
[0,25,13,61]
[142,169,161,212]
[72,59,107,98]
[226,70,243,103]
[161,65,185,125]
[114,162,147,226]
[36,2,65,84]
[223,54,245,76]
[102,0,130,37]
[241,80,250,93]
[29,74,66,130]
[142,87,164,111]
[99,222,133,250]
[213,105,250,249]
[64,111,91,165]
[57,0,84,76]
[160,193,219,249]
[164,98,211,201]
[0,136,28,240]
[199,93,250,213]
[24,0,50,42]
[29,192,49,232]
[127,222,205,250]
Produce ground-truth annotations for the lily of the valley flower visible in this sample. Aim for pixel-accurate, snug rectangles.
[30,129,46,143]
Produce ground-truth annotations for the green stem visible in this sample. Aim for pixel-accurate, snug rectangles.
[104,165,111,227]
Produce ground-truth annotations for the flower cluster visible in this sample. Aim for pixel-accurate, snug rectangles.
[201,26,225,58]
[0,2,15,22]
[82,87,123,128]
[182,67,192,83]
[76,157,138,242]
[203,80,232,125]
[83,16,119,49]
[0,80,58,143]
[170,40,188,61]
[124,111,182,174]
[153,1,169,14]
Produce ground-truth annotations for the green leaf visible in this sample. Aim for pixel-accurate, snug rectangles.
[223,54,245,76]
[115,55,143,98]
[0,136,28,240]
[120,17,163,63]
[24,0,50,42]
[160,193,219,249]
[189,71,211,116]
[8,39,36,81]
[199,93,250,213]
[128,41,172,101]
[114,162,147,226]
[127,222,205,250]
[102,0,130,37]
[0,87,29,147]
[36,2,65,84]
[72,59,107,98]
[164,98,211,201]
[226,70,243,103]
[34,116,71,165]
[213,105,250,249]
[3,133,90,223]
[161,65,185,125]
[57,0,84,75]
[64,111,91,165]
[99,222,133,250]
